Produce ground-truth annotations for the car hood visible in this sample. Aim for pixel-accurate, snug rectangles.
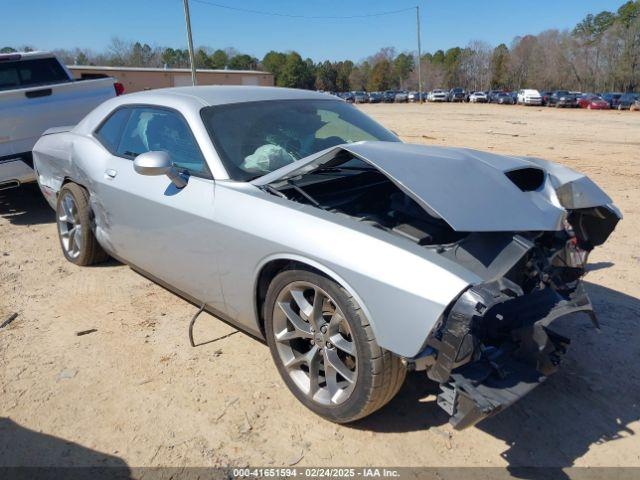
[253,141,617,232]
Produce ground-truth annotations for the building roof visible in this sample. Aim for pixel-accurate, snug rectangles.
[68,65,270,76]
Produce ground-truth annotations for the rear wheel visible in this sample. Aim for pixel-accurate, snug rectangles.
[265,269,406,423]
[56,183,108,266]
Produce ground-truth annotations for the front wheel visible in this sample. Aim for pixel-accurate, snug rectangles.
[56,183,108,266]
[264,269,406,423]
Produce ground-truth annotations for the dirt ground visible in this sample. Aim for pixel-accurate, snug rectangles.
[1,103,639,470]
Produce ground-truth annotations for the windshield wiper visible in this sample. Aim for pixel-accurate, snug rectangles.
[260,184,288,199]
[286,179,328,209]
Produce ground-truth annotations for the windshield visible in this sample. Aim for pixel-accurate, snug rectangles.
[201,99,399,181]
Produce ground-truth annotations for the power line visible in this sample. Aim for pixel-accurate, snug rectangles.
[190,0,415,20]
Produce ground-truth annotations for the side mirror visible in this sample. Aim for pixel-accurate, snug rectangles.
[133,151,187,189]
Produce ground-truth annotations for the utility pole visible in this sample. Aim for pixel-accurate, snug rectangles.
[416,5,423,103]
[183,0,197,86]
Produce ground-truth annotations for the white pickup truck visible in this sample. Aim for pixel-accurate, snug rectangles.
[0,51,123,189]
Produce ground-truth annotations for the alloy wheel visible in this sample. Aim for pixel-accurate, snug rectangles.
[272,281,357,406]
[57,192,82,259]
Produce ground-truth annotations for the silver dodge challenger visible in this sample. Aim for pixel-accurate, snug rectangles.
[33,86,621,429]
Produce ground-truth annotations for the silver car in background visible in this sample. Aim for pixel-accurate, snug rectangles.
[353,91,369,103]
[394,91,409,103]
[33,86,620,429]
[427,89,448,102]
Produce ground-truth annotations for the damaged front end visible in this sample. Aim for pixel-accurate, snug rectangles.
[256,142,621,429]
[420,206,619,429]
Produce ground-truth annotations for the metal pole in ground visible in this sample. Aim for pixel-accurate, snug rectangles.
[416,5,423,103]
[183,0,197,86]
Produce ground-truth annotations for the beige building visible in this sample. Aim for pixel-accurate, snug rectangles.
[68,65,274,93]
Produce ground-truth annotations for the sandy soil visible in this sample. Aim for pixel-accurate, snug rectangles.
[1,103,639,470]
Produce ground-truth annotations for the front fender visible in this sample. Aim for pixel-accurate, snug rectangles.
[254,251,472,358]
[254,253,377,337]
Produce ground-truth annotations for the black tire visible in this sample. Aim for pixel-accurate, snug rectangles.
[264,269,406,423]
[56,183,109,266]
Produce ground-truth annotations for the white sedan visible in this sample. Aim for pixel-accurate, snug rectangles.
[427,89,448,102]
[469,91,488,103]
[517,89,543,106]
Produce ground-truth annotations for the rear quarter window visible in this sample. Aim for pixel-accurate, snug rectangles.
[95,108,131,153]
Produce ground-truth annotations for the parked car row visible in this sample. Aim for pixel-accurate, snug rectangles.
[332,90,413,103]
[507,89,639,110]
[455,88,638,109]
[328,88,640,110]
[536,89,640,110]
[330,87,640,111]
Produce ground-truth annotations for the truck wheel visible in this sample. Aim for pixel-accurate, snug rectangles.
[265,269,406,423]
[56,183,108,266]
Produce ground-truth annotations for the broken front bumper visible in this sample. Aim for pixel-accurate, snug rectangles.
[423,280,596,430]
[437,327,569,429]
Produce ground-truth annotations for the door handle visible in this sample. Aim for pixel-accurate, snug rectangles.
[105,169,117,179]
[25,88,52,98]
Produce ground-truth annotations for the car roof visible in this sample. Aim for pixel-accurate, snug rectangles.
[118,85,340,108]
[0,50,56,61]
[72,85,349,180]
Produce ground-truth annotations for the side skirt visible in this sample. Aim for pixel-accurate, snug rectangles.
[107,250,266,344]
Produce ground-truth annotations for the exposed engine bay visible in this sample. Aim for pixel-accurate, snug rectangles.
[266,151,467,245]
[265,149,620,429]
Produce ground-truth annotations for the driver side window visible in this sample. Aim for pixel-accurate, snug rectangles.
[116,107,209,176]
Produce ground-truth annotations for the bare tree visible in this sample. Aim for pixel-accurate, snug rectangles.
[460,40,492,91]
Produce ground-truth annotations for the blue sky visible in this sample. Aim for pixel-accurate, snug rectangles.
[1,0,626,61]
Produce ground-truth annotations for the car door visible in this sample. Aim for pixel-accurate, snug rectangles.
[92,105,224,307]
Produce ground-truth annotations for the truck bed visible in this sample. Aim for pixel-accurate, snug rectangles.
[0,77,116,159]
